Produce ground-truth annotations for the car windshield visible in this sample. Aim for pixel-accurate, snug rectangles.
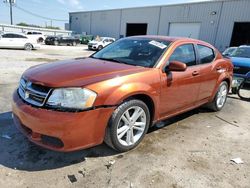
[223,47,236,55]
[231,47,250,58]
[91,38,171,67]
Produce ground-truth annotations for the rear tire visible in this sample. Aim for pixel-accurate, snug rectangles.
[38,37,44,43]
[237,80,250,101]
[104,99,150,152]
[207,81,228,111]
[24,43,33,51]
[72,41,77,46]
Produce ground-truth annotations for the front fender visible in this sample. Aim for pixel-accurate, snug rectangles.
[103,82,158,106]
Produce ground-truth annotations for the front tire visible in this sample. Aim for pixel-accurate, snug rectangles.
[97,45,103,51]
[208,81,228,111]
[105,99,150,152]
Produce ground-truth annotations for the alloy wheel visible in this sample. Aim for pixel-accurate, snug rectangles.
[216,84,228,108]
[116,106,147,146]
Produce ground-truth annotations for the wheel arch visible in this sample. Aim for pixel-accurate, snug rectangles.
[210,74,232,102]
[119,93,156,126]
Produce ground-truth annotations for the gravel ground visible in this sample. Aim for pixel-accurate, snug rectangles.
[0,45,249,188]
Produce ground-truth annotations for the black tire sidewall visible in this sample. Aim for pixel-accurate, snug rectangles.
[237,81,250,101]
[98,45,103,51]
[108,100,150,152]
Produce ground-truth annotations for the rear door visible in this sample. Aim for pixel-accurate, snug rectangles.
[11,34,28,48]
[159,43,201,117]
[195,44,219,101]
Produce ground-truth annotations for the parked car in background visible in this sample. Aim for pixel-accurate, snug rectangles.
[222,47,237,57]
[12,36,233,152]
[230,45,250,77]
[0,32,40,50]
[88,37,115,50]
[80,35,94,44]
[230,45,250,93]
[45,36,80,46]
[25,31,45,43]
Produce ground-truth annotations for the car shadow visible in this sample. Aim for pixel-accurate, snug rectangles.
[0,111,118,172]
[148,107,213,133]
[0,107,212,172]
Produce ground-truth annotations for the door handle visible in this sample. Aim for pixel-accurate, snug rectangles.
[192,71,199,76]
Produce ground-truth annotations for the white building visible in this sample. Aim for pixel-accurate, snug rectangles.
[69,0,250,51]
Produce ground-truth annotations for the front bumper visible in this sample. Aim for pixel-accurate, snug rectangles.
[88,44,98,50]
[12,92,115,152]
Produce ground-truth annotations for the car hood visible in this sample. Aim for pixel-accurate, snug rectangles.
[230,57,250,67]
[23,57,146,87]
[89,40,100,44]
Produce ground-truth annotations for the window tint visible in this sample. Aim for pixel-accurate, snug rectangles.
[198,45,215,64]
[2,34,27,38]
[169,44,196,66]
[13,34,27,38]
[2,34,13,38]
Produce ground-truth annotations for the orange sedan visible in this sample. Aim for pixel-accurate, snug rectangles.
[12,36,233,152]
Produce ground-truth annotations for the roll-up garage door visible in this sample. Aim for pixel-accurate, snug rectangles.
[169,23,201,39]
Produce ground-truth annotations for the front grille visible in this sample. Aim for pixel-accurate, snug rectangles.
[234,66,250,75]
[18,78,51,107]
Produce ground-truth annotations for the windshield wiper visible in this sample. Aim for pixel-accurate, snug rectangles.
[91,57,136,66]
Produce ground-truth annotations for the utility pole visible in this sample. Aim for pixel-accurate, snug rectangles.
[4,0,15,25]
[9,0,13,25]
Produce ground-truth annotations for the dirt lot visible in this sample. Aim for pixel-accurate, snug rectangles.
[0,45,249,188]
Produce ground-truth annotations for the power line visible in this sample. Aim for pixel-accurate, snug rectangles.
[12,4,68,22]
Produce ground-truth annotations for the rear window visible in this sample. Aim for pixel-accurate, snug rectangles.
[198,45,215,64]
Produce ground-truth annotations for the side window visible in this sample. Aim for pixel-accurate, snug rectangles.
[169,44,196,66]
[13,34,27,38]
[197,45,215,64]
[2,34,12,38]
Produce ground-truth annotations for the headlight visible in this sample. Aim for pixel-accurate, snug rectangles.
[46,88,97,110]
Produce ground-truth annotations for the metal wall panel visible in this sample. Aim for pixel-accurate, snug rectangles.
[158,2,222,45]
[69,0,250,50]
[91,10,121,39]
[215,0,250,51]
[120,7,161,37]
[70,12,91,34]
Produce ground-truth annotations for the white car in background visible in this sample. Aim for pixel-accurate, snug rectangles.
[25,31,45,43]
[88,37,116,50]
[0,33,40,50]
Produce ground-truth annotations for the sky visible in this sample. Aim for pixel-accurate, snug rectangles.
[0,0,209,29]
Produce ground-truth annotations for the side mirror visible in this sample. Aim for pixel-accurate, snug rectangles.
[168,61,187,72]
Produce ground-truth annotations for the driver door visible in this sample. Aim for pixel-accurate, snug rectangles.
[159,43,201,117]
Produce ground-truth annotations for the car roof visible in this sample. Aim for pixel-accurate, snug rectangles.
[1,32,26,36]
[101,37,115,39]
[239,45,250,48]
[128,35,213,47]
